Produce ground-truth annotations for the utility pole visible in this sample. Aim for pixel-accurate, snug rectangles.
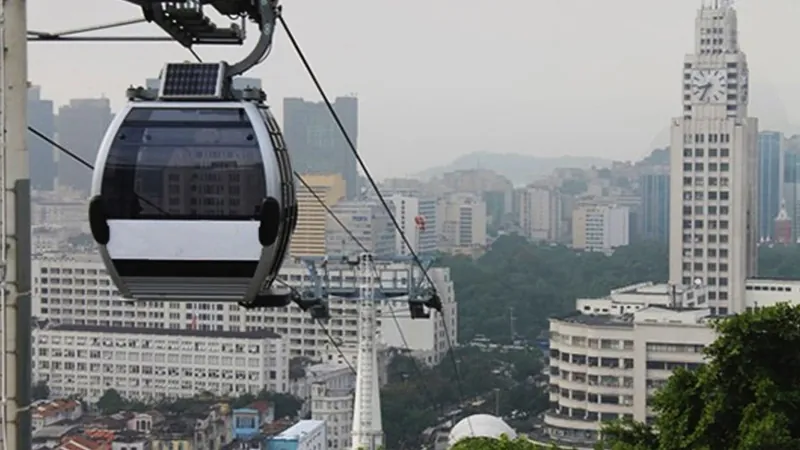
[0,0,32,449]
[509,306,516,343]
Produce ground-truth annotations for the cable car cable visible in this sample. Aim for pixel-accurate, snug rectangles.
[27,126,171,216]
[28,121,362,389]
[277,280,358,376]
[277,15,437,292]
[294,175,369,255]
[29,120,457,434]
[278,14,473,432]
[26,123,434,407]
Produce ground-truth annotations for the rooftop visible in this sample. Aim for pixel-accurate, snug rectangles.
[273,420,325,440]
[39,323,281,340]
[33,399,80,418]
[32,424,81,440]
[306,362,350,376]
[553,312,634,328]
[554,305,710,328]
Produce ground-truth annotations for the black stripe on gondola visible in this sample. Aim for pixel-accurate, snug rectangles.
[113,260,259,278]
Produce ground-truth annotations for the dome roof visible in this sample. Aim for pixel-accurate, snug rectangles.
[448,414,516,447]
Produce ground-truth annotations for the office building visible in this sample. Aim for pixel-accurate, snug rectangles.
[291,362,355,418]
[291,174,347,257]
[31,255,457,364]
[783,143,800,240]
[56,98,112,193]
[266,420,326,450]
[437,193,487,254]
[515,186,563,242]
[311,382,352,450]
[668,1,757,314]
[283,97,359,199]
[32,323,289,402]
[542,278,800,450]
[28,86,57,191]
[757,131,783,241]
[388,194,438,256]
[325,200,395,258]
[572,204,629,253]
[544,285,714,449]
[639,169,670,244]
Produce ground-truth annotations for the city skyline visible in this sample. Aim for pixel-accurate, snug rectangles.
[16,1,800,448]
[26,0,800,179]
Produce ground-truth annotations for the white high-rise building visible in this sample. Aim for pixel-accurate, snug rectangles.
[32,323,289,402]
[437,193,487,254]
[572,203,629,254]
[32,255,457,364]
[669,1,758,314]
[516,186,563,242]
[325,201,396,258]
[388,195,438,256]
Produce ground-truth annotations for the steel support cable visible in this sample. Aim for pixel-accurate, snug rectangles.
[294,173,369,255]
[280,278,359,376]
[276,15,436,291]
[26,127,170,216]
[278,14,474,436]
[383,293,445,418]
[29,52,457,428]
[179,48,443,420]
[26,124,435,412]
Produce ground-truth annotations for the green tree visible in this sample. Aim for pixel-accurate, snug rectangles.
[451,435,565,449]
[289,356,312,380]
[442,236,669,343]
[255,390,303,419]
[32,381,49,401]
[757,244,800,279]
[445,239,800,345]
[381,347,547,449]
[97,388,127,415]
[600,304,800,450]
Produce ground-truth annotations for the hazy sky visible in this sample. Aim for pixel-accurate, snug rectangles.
[27,0,800,178]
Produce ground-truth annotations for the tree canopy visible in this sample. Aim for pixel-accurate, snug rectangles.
[451,435,562,450]
[382,348,546,449]
[444,236,800,345]
[97,388,127,415]
[32,381,50,401]
[441,235,669,343]
[601,303,800,450]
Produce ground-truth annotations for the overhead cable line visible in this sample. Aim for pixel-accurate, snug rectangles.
[26,125,363,376]
[276,15,437,291]
[27,124,441,418]
[278,14,474,436]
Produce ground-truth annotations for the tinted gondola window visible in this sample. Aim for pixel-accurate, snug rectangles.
[101,108,266,220]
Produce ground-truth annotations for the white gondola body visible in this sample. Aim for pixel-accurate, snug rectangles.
[89,101,296,303]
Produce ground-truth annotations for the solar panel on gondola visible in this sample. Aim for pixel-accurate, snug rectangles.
[159,62,225,99]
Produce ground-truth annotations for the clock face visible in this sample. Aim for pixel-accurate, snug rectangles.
[690,69,728,103]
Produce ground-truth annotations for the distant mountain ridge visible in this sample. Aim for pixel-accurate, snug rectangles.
[415,152,613,186]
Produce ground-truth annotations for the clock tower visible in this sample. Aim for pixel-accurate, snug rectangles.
[668,0,758,314]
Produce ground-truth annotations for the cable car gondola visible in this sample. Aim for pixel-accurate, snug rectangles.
[88,62,297,307]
